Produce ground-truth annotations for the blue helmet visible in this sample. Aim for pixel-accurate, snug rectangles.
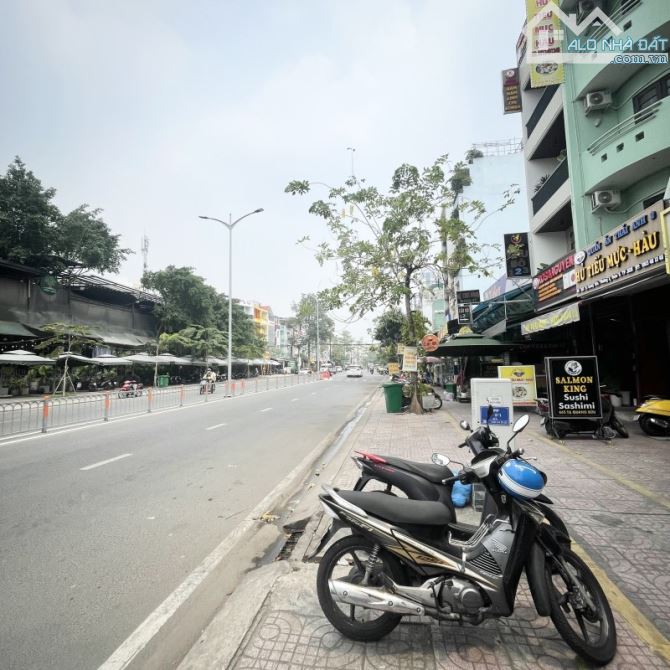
[498,459,546,500]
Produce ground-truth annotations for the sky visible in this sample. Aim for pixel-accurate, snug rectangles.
[0,0,527,339]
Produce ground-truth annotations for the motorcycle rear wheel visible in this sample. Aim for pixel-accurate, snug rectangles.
[639,414,670,437]
[545,548,616,665]
[317,534,405,642]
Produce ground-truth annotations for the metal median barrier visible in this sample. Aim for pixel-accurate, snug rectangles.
[0,374,318,439]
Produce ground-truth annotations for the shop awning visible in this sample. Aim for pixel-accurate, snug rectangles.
[0,321,38,337]
[520,302,580,336]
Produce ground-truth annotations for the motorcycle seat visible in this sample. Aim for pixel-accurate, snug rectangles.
[338,490,453,526]
[377,456,452,484]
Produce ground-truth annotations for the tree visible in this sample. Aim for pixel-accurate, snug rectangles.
[179,325,228,361]
[0,157,59,266]
[54,205,131,274]
[142,266,218,333]
[35,323,97,395]
[372,309,405,353]
[286,154,515,412]
[0,157,131,273]
[330,330,354,367]
[290,293,334,367]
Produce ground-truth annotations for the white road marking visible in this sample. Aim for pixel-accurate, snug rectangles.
[310,392,316,396]
[95,428,345,670]
[290,398,299,402]
[205,422,228,431]
[260,407,273,413]
[80,453,133,471]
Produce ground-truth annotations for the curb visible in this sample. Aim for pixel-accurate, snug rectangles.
[173,383,381,670]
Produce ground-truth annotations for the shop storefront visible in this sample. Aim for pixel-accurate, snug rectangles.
[573,202,670,401]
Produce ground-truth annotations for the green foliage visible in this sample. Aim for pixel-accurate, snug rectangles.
[142,265,263,358]
[180,325,228,360]
[142,266,217,332]
[0,157,131,273]
[35,322,97,356]
[372,309,404,351]
[401,311,430,345]
[330,330,354,366]
[286,153,511,346]
[54,205,131,273]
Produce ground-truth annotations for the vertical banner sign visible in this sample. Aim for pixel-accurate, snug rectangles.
[526,0,565,88]
[502,68,522,114]
[457,304,472,325]
[387,362,400,375]
[664,206,670,275]
[498,365,537,407]
[545,356,602,419]
[504,233,531,277]
[402,346,418,373]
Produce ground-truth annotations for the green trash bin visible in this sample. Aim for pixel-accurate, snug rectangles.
[382,382,403,413]
[157,374,170,388]
[444,382,456,395]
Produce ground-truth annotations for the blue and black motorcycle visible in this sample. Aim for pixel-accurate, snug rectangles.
[316,414,616,666]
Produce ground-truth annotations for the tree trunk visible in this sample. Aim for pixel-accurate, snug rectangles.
[404,274,423,415]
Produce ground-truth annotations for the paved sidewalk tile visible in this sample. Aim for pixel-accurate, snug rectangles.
[228,391,670,669]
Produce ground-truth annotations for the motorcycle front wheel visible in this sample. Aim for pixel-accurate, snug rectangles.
[432,393,443,410]
[545,548,616,665]
[316,534,405,642]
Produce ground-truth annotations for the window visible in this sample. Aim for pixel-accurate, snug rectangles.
[642,193,663,209]
[633,74,670,113]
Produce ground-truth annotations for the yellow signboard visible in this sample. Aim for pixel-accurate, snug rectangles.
[498,365,537,407]
[388,362,400,375]
[526,0,565,88]
[402,346,418,373]
[662,206,670,275]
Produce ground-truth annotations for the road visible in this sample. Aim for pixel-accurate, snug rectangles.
[0,373,379,670]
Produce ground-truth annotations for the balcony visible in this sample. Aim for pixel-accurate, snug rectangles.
[532,159,569,214]
[526,85,559,137]
[525,89,565,160]
[581,98,670,192]
[569,0,670,98]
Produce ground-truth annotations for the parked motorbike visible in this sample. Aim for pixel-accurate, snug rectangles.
[344,411,569,540]
[536,388,628,439]
[99,380,117,391]
[199,378,216,395]
[635,396,670,437]
[117,380,143,399]
[316,414,616,665]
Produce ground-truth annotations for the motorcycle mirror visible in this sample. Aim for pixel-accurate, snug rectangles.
[431,453,450,466]
[512,414,530,434]
[459,420,471,432]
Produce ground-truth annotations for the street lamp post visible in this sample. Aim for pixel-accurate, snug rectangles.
[315,293,320,377]
[199,209,264,395]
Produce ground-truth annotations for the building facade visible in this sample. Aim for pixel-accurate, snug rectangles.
[515,0,670,400]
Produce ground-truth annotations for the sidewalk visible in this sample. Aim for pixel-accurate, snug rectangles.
[179,390,670,670]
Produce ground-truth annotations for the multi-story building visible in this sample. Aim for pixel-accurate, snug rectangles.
[514,0,670,399]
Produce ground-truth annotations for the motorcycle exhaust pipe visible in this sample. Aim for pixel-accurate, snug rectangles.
[328,579,425,616]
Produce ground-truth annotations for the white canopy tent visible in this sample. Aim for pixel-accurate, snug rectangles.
[0,349,56,365]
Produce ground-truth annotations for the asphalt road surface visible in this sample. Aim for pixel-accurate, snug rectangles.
[0,373,380,670]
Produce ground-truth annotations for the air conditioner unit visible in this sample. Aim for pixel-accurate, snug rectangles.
[584,90,613,114]
[591,190,621,211]
[577,0,604,24]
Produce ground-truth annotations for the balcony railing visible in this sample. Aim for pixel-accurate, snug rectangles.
[587,0,642,41]
[587,99,663,155]
[526,85,559,138]
[531,158,569,214]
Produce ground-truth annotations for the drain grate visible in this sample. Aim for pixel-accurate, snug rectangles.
[275,528,305,561]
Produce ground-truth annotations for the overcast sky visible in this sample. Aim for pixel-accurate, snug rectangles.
[1,0,526,339]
